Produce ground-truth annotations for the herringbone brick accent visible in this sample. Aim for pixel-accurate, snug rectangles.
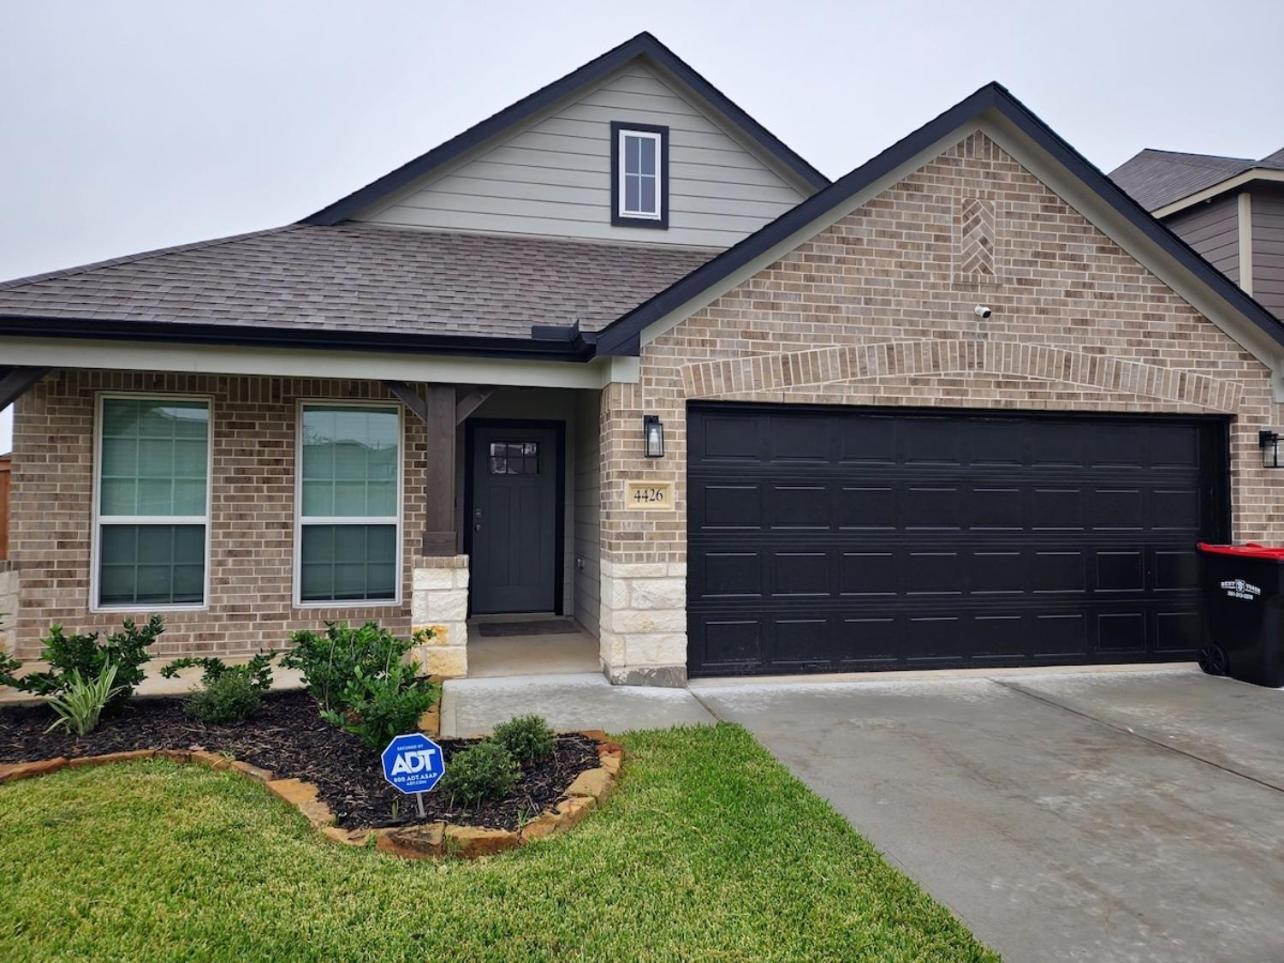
[958,196,996,279]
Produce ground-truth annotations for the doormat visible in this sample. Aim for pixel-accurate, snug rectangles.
[476,619,579,638]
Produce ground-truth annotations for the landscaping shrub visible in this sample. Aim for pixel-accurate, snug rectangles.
[160,653,277,724]
[184,671,263,724]
[45,662,124,736]
[0,615,163,710]
[159,652,276,692]
[438,740,520,805]
[493,714,556,767]
[281,621,413,713]
[319,662,438,751]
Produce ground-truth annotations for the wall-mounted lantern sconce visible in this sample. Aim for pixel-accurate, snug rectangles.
[643,415,664,458]
[1260,429,1280,468]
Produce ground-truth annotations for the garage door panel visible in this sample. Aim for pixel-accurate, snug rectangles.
[902,487,963,529]
[1095,551,1145,592]
[768,485,829,529]
[688,405,1227,677]
[697,483,761,530]
[768,414,830,462]
[969,488,1024,530]
[1154,549,1199,591]
[1151,488,1202,530]
[1033,613,1090,657]
[837,486,897,530]
[1154,609,1203,654]
[696,551,762,599]
[1098,612,1147,653]
[839,417,897,464]
[771,552,830,597]
[906,552,965,595]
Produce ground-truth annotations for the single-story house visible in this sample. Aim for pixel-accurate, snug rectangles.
[2,32,1283,686]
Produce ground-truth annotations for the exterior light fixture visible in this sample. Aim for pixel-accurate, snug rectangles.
[643,415,664,458]
[1260,429,1281,469]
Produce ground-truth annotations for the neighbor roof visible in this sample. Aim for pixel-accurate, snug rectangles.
[593,82,1284,357]
[1111,148,1284,212]
[0,223,712,354]
[304,31,829,226]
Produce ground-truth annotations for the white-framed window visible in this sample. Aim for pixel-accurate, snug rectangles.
[295,402,401,606]
[612,123,667,225]
[92,394,212,611]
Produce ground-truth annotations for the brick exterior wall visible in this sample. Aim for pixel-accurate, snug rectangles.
[597,131,1284,683]
[9,371,426,659]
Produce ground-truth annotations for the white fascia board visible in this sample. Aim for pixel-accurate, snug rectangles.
[1152,169,1284,219]
[0,336,639,388]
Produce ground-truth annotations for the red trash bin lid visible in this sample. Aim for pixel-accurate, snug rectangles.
[1196,542,1284,560]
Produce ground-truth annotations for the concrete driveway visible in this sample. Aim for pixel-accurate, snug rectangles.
[692,668,1284,963]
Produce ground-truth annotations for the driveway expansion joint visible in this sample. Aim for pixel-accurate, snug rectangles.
[990,677,1284,795]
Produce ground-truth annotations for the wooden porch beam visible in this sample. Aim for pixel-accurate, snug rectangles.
[421,384,458,557]
[383,380,427,424]
[0,366,51,410]
[455,387,494,425]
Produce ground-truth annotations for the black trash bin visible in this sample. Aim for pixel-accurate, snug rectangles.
[1196,542,1284,688]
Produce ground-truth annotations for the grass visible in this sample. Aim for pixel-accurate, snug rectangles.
[0,724,995,962]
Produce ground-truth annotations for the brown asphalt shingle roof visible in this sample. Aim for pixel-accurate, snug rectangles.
[0,223,715,340]
[1111,147,1284,212]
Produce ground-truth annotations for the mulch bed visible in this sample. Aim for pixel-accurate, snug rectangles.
[0,690,599,831]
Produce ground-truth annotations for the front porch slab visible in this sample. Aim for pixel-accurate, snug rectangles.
[438,672,716,738]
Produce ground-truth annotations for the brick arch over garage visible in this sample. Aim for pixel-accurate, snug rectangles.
[679,340,1244,412]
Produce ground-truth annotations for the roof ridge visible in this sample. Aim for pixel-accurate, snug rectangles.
[0,224,301,291]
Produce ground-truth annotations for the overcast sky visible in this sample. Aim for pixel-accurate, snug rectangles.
[2,0,1282,450]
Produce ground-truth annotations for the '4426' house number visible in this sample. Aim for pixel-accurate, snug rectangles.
[625,480,674,510]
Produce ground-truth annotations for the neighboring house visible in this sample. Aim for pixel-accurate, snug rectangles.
[1112,147,1284,318]
[2,32,1283,686]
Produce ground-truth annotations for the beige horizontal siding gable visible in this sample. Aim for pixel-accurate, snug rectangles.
[356,61,809,247]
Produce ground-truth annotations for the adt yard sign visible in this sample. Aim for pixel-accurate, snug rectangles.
[382,733,445,795]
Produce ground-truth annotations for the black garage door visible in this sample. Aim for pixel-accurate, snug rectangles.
[687,403,1230,678]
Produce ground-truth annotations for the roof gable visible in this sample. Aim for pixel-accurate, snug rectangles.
[593,83,1284,367]
[303,32,827,229]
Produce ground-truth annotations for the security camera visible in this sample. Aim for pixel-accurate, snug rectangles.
[974,305,992,319]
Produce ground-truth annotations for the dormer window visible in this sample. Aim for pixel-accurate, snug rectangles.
[611,122,668,228]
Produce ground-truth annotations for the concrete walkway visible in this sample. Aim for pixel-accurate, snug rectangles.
[693,668,1284,963]
[440,672,716,738]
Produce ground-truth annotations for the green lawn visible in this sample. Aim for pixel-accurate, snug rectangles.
[0,724,994,962]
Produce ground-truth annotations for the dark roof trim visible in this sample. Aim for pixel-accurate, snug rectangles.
[595,82,1284,356]
[0,315,595,362]
[302,32,828,226]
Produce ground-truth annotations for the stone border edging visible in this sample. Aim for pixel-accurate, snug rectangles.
[0,732,623,861]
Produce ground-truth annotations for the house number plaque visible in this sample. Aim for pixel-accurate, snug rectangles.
[625,480,674,510]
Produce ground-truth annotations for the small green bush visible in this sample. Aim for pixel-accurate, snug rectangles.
[160,652,276,692]
[45,662,124,736]
[0,615,163,711]
[319,661,439,752]
[493,714,556,767]
[281,621,412,713]
[185,671,262,724]
[438,740,520,805]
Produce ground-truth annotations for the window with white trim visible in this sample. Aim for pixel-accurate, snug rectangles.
[96,396,210,608]
[612,124,666,225]
[297,404,400,604]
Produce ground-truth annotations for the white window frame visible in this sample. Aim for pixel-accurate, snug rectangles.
[91,392,214,613]
[617,127,664,220]
[293,399,403,609]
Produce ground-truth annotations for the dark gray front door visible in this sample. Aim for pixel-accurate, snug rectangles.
[470,424,559,614]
